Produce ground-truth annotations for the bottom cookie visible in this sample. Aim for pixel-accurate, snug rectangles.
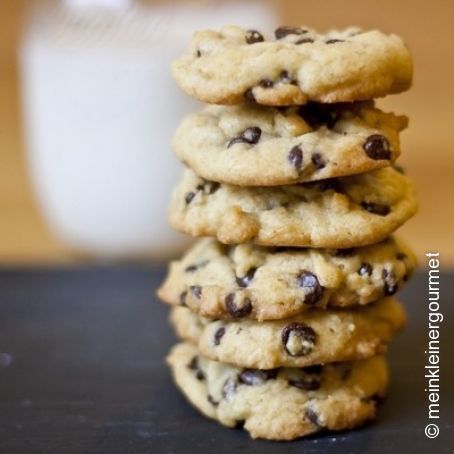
[167,342,388,440]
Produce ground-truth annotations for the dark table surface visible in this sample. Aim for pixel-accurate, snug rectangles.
[0,266,452,453]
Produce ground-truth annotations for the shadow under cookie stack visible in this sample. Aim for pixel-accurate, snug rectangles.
[158,25,418,441]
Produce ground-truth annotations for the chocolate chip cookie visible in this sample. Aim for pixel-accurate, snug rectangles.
[158,236,416,321]
[173,102,407,186]
[169,167,417,248]
[172,25,412,106]
[170,297,405,369]
[167,342,388,440]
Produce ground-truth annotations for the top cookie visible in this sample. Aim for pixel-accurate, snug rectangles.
[172,25,413,106]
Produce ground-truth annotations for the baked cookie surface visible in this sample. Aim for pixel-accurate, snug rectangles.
[167,342,389,440]
[173,102,407,186]
[172,25,412,106]
[158,236,416,321]
[170,297,405,369]
[169,167,417,248]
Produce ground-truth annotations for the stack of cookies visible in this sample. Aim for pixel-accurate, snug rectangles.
[158,25,418,440]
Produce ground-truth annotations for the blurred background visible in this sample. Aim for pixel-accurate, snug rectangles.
[1,0,453,266]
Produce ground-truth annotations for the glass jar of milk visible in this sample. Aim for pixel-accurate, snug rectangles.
[20,0,277,259]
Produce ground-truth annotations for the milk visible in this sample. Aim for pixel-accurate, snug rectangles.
[20,0,277,259]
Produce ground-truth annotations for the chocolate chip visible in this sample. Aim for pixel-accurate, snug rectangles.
[279,70,290,82]
[241,127,261,143]
[326,38,344,44]
[235,267,257,288]
[239,368,278,386]
[259,79,273,88]
[382,269,398,296]
[296,37,314,44]
[363,134,392,160]
[185,191,196,204]
[305,408,323,426]
[206,182,220,194]
[187,356,205,380]
[185,264,198,273]
[288,365,322,390]
[195,370,205,380]
[311,153,325,170]
[225,293,253,318]
[361,201,391,216]
[196,181,219,195]
[207,394,218,406]
[222,377,237,399]
[297,271,324,305]
[245,29,265,44]
[282,323,317,356]
[244,88,256,103]
[185,182,219,204]
[275,26,306,39]
[227,127,262,148]
[179,291,187,306]
[288,373,321,390]
[396,252,407,260]
[187,356,198,370]
[279,70,297,84]
[196,49,201,57]
[189,285,202,299]
[358,262,373,276]
[185,260,209,273]
[288,145,303,170]
[214,327,226,346]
